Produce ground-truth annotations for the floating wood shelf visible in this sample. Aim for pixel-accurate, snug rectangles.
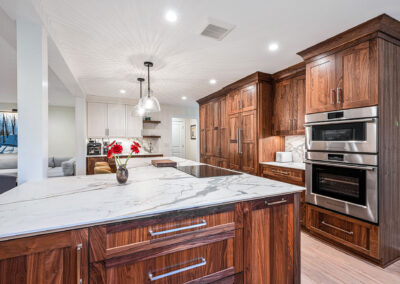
[143,135,161,139]
[143,120,161,124]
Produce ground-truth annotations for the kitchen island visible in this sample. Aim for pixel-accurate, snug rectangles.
[0,157,303,283]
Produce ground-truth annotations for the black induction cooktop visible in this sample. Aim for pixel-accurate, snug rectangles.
[176,165,242,178]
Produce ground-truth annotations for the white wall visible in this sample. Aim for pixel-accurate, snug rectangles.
[142,104,199,159]
[185,118,198,161]
[48,106,76,158]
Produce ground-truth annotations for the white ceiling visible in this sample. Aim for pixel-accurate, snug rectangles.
[3,0,400,107]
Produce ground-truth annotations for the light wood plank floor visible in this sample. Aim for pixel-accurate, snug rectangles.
[302,232,400,283]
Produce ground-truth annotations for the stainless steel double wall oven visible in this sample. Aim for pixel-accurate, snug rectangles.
[305,106,378,223]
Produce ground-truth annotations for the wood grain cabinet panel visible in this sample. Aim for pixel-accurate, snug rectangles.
[240,110,257,174]
[240,84,257,112]
[273,80,292,135]
[227,90,241,115]
[336,40,378,109]
[261,165,305,187]
[228,114,241,171]
[306,55,337,114]
[306,205,379,260]
[273,73,305,136]
[0,229,88,284]
[244,194,300,284]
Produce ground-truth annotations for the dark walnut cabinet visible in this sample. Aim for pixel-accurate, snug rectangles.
[298,14,400,267]
[0,229,88,284]
[199,72,274,175]
[272,64,306,135]
[0,192,301,283]
[301,32,378,114]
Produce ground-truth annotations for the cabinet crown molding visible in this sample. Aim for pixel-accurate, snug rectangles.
[197,71,272,105]
[297,13,400,61]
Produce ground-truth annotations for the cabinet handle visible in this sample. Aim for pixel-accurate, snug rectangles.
[321,220,354,235]
[293,119,297,131]
[237,129,240,154]
[330,89,335,104]
[336,88,341,104]
[148,219,207,236]
[76,244,83,284]
[238,129,242,155]
[265,198,287,206]
[289,119,292,131]
[148,257,206,281]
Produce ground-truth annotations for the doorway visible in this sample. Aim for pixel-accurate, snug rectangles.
[171,118,186,158]
[171,118,198,160]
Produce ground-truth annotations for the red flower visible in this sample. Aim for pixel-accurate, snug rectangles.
[131,145,140,154]
[107,140,116,148]
[112,144,123,154]
[133,142,141,148]
[107,149,113,159]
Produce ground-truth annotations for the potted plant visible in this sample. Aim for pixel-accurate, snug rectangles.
[107,140,141,184]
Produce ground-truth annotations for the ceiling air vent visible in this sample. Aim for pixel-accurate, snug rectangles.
[200,18,235,41]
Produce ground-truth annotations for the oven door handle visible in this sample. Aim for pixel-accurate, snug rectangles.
[304,118,376,127]
[305,160,376,171]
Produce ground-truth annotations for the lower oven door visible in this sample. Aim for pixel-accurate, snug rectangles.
[305,160,378,223]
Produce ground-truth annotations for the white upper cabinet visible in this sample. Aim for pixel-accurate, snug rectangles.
[87,102,107,138]
[126,105,143,138]
[107,103,126,137]
[87,102,142,138]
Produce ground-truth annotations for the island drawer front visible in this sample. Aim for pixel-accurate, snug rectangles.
[260,165,305,186]
[306,205,379,259]
[90,238,236,284]
[89,205,237,263]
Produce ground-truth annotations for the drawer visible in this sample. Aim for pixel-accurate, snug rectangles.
[89,206,236,263]
[261,165,305,186]
[306,205,379,259]
[96,238,236,284]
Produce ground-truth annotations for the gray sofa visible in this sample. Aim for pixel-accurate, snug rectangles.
[0,155,75,193]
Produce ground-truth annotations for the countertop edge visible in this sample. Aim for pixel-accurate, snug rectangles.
[0,188,304,242]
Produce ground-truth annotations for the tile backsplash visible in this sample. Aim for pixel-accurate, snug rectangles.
[285,135,305,163]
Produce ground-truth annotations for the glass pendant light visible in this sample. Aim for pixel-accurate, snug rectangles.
[142,61,161,112]
[133,78,146,116]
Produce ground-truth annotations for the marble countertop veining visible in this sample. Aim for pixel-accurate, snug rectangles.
[0,157,303,241]
[259,161,306,171]
[86,152,163,158]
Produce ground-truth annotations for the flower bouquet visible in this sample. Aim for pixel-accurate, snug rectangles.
[107,140,141,184]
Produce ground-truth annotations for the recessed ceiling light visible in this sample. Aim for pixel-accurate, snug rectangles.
[120,89,126,94]
[165,10,178,22]
[181,96,187,100]
[209,79,217,85]
[268,43,279,52]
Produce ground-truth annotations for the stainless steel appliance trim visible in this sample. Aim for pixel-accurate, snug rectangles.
[305,117,378,153]
[305,160,376,171]
[305,106,378,123]
[304,118,375,127]
[305,162,378,223]
[306,152,378,166]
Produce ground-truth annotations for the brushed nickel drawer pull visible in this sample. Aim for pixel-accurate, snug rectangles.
[148,257,206,281]
[330,89,335,104]
[265,198,287,206]
[336,88,341,104]
[149,219,207,236]
[76,244,83,284]
[321,221,354,235]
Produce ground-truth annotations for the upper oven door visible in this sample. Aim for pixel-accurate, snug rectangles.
[305,117,378,153]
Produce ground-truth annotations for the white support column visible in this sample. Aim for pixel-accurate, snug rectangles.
[75,97,87,175]
[17,18,48,184]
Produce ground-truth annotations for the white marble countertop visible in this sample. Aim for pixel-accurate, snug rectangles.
[0,157,303,241]
[259,161,306,171]
[86,152,163,158]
